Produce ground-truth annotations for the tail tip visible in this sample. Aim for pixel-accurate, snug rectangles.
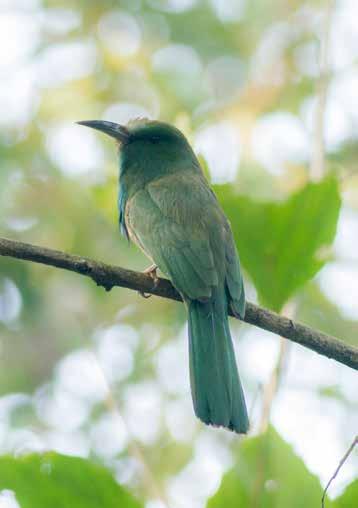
[197,414,249,435]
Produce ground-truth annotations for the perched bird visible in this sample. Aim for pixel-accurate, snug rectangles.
[78,119,249,433]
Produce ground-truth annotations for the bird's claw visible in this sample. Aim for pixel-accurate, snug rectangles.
[139,291,152,299]
[138,264,159,299]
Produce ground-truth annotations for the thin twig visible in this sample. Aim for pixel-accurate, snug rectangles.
[258,338,288,433]
[321,435,358,508]
[248,383,262,424]
[0,236,357,371]
[310,0,334,181]
[258,302,295,433]
[93,354,171,508]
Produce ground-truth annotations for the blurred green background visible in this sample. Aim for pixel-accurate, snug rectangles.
[0,0,357,507]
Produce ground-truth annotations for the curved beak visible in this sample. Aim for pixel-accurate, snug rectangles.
[77,120,130,143]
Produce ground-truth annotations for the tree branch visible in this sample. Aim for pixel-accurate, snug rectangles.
[0,237,357,371]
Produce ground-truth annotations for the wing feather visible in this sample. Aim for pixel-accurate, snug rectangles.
[126,172,244,309]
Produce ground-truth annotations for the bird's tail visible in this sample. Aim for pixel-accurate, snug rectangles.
[187,291,249,433]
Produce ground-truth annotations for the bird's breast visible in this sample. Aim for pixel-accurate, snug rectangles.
[124,198,154,262]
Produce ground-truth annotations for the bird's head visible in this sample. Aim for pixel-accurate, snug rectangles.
[78,118,192,154]
[77,118,199,181]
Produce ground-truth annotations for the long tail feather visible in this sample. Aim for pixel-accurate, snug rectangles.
[187,291,249,433]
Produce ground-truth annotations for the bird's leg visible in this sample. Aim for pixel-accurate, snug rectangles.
[139,264,159,298]
[143,263,158,278]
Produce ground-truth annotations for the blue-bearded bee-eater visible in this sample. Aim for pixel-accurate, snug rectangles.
[78,119,249,433]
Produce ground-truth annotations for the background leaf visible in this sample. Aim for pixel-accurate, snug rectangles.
[334,479,358,507]
[208,426,333,508]
[216,175,341,311]
[0,453,142,508]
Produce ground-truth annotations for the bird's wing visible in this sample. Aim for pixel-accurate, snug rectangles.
[224,227,246,318]
[126,172,225,300]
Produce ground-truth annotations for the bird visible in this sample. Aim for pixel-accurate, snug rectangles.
[77,118,249,434]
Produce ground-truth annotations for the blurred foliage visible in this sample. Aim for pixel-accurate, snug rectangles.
[299,282,358,347]
[208,427,356,508]
[0,452,141,508]
[0,434,356,508]
[335,480,358,508]
[216,174,341,311]
[0,0,357,507]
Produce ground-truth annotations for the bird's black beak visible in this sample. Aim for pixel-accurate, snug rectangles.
[77,120,130,143]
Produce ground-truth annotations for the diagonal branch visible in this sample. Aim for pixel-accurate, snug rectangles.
[0,236,357,371]
[322,435,357,508]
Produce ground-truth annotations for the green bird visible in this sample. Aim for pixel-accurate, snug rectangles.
[78,118,249,433]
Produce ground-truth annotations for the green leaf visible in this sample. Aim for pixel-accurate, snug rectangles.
[0,453,142,508]
[208,427,333,508]
[298,282,358,347]
[334,479,358,507]
[215,175,341,311]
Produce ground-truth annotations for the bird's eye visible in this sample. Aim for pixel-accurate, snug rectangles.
[150,136,160,144]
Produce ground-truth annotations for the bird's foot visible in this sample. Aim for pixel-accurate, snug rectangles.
[143,264,158,278]
[139,264,159,299]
